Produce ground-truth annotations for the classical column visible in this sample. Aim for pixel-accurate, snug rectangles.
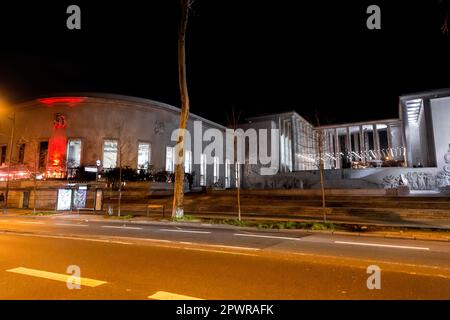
[373,123,380,159]
[359,125,365,164]
[334,128,340,169]
[346,127,352,164]
[291,117,297,171]
[288,121,292,171]
[387,123,393,149]
[353,132,360,153]
[327,130,333,169]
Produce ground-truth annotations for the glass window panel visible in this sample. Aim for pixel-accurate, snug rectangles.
[138,142,151,172]
[166,146,174,172]
[184,150,192,174]
[67,139,82,168]
[103,140,118,169]
[200,153,206,186]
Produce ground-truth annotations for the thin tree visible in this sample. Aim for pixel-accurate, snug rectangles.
[26,140,42,214]
[298,113,328,223]
[226,107,242,221]
[315,127,327,223]
[313,112,329,223]
[104,122,136,217]
[172,0,193,218]
[115,123,136,217]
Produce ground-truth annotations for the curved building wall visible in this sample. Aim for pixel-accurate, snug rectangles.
[0,94,233,188]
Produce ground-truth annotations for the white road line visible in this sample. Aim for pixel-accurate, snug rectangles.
[55,223,88,227]
[101,226,143,230]
[234,233,302,241]
[208,244,260,251]
[334,241,430,251]
[7,267,107,287]
[17,221,44,225]
[0,231,132,245]
[160,228,211,234]
[148,291,203,300]
[185,247,258,257]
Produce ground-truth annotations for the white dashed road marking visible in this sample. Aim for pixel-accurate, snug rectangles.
[334,241,430,251]
[101,226,143,230]
[160,229,211,234]
[234,233,302,241]
[6,267,107,287]
[55,223,88,227]
[148,291,203,300]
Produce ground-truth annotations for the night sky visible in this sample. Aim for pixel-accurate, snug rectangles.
[1,1,450,126]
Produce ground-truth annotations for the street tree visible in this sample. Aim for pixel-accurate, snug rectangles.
[172,0,194,218]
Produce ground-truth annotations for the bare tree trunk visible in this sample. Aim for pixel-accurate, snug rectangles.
[172,0,191,218]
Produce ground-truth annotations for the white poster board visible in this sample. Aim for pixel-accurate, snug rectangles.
[57,189,72,211]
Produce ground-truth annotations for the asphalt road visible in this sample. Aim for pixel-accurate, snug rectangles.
[0,215,449,299]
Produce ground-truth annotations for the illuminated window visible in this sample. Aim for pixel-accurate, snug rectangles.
[67,139,81,168]
[213,156,220,183]
[165,146,174,172]
[0,146,6,166]
[103,140,118,169]
[38,141,48,170]
[225,159,231,188]
[200,154,206,186]
[138,142,151,173]
[184,150,192,174]
[18,143,25,164]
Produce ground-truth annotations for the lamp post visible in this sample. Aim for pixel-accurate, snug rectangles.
[4,112,15,212]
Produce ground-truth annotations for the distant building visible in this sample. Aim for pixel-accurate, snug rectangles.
[0,94,238,189]
[1,89,450,192]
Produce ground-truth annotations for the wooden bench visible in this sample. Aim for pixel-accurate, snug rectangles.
[146,204,165,217]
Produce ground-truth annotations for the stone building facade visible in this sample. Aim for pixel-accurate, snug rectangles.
[1,89,450,194]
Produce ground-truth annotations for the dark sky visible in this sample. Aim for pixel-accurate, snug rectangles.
[1,1,450,126]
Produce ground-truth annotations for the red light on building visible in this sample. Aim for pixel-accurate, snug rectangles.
[37,97,86,105]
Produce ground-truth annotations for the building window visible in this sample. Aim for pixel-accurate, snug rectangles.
[165,146,174,172]
[235,162,241,188]
[18,143,25,164]
[213,156,220,183]
[200,153,206,186]
[103,140,118,169]
[0,146,6,166]
[67,139,82,168]
[138,142,151,173]
[184,150,192,174]
[38,141,48,170]
[225,159,231,188]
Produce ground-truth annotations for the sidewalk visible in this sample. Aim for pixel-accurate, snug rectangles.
[3,209,450,242]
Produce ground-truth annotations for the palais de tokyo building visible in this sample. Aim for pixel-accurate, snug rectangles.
[1,89,450,201]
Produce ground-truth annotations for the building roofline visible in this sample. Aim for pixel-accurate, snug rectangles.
[315,118,401,130]
[246,110,312,125]
[399,87,450,101]
[12,92,226,130]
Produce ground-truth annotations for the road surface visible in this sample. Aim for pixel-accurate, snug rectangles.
[0,215,449,299]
